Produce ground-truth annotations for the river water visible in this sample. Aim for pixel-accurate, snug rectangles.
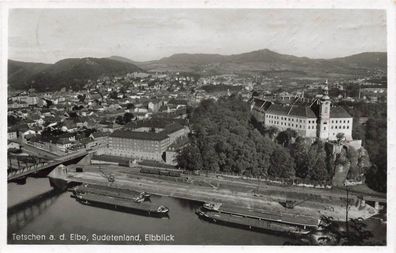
[8,178,293,245]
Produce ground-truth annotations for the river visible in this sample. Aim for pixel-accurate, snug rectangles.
[7,178,293,245]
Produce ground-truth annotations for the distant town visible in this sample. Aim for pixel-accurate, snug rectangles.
[8,65,386,163]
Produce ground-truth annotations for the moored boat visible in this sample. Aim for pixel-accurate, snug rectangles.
[202,202,319,227]
[196,208,312,236]
[72,184,151,202]
[203,202,222,211]
[74,192,168,217]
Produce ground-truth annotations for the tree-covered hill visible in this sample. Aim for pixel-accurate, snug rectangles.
[338,101,387,193]
[179,96,381,191]
[8,58,143,91]
[178,95,295,177]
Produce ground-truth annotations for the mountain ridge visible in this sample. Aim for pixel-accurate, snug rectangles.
[8,57,143,91]
[8,49,387,91]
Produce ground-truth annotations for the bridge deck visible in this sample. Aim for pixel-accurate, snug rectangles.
[7,151,88,181]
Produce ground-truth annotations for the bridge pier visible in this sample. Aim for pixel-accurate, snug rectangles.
[15,177,27,185]
[48,164,70,191]
[375,201,381,210]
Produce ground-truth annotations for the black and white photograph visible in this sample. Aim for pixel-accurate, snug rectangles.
[2,0,395,251]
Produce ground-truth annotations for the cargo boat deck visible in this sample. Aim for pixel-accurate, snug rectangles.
[197,202,320,236]
[74,192,169,217]
[203,202,319,229]
[196,209,312,236]
[72,184,150,201]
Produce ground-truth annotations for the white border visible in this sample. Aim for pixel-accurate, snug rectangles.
[1,1,395,253]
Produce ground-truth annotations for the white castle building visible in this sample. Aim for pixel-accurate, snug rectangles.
[251,86,353,141]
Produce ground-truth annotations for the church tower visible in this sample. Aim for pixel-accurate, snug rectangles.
[318,82,331,139]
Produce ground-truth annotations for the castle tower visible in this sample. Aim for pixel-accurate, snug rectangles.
[318,83,331,139]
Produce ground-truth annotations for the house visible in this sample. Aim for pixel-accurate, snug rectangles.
[8,141,20,150]
[148,100,163,113]
[8,127,18,140]
[62,119,78,132]
[55,138,73,152]
[87,131,109,149]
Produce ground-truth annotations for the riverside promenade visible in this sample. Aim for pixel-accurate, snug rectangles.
[48,164,382,223]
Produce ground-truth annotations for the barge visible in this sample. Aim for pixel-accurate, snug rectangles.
[72,184,151,202]
[74,192,169,217]
[197,202,319,236]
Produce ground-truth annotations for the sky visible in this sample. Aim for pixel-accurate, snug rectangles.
[8,8,386,63]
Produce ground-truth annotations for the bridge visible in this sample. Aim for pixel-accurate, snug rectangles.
[7,150,89,183]
[8,189,61,235]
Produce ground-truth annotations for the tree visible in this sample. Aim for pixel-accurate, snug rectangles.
[115,113,134,125]
[307,140,329,181]
[123,112,134,124]
[276,128,297,147]
[177,144,203,171]
[115,115,124,125]
[346,147,359,179]
[201,142,220,172]
[266,126,279,140]
[268,145,295,178]
[364,118,387,192]
[352,118,365,141]
[72,105,84,111]
[310,157,328,181]
[109,90,118,99]
[8,115,19,126]
[290,137,309,178]
[184,97,275,176]
[126,103,135,110]
[366,165,386,193]
[68,111,78,118]
[77,94,86,102]
[252,91,259,97]
[336,132,345,143]
[321,217,375,245]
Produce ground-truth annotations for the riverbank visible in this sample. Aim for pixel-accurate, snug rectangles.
[49,164,381,223]
[8,178,291,245]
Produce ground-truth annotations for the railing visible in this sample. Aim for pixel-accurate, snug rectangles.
[187,170,333,189]
[7,151,88,181]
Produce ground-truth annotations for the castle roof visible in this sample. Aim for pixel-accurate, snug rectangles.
[329,106,352,118]
[257,97,351,119]
[252,98,272,111]
[266,104,317,118]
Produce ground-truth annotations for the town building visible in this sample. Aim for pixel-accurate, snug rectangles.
[251,86,353,141]
[7,127,18,140]
[10,96,39,106]
[104,120,189,162]
[87,132,109,150]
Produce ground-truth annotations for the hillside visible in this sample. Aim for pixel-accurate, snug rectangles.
[8,60,51,90]
[330,52,387,69]
[138,49,387,76]
[8,49,386,90]
[108,55,139,65]
[8,57,143,91]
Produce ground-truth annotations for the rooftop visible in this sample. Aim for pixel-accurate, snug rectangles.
[254,97,352,119]
[266,104,317,118]
[329,106,352,118]
[110,130,169,141]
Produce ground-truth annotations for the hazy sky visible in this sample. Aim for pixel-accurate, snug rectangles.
[9,9,386,63]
